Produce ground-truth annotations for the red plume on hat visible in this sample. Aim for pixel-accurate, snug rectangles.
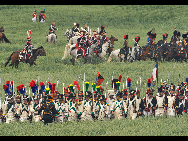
[118,75,122,82]
[3,85,8,90]
[74,81,80,91]
[52,83,56,94]
[30,80,35,87]
[40,82,44,86]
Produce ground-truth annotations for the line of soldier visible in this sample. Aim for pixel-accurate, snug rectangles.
[1,78,188,124]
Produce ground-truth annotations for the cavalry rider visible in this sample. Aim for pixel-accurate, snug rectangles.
[134,36,140,47]
[75,34,86,58]
[72,23,80,35]
[32,10,37,22]
[118,35,128,59]
[22,30,35,63]
[181,33,188,58]
[93,34,103,55]
[47,22,58,41]
[145,30,153,47]
[99,26,105,37]
[170,28,181,45]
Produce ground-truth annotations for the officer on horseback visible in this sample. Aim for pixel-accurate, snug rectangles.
[23,30,35,63]
[47,22,58,41]
[118,35,128,59]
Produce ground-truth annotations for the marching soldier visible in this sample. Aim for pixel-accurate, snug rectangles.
[30,95,41,122]
[106,90,115,119]
[66,93,78,122]
[56,94,67,122]
[135,90,144,117]
[154,86,168,117]
[19,96,30,122]
[176,90,185,116]
[3,95,15,123]
[110,91,124,120]
[81,91,93,121]
[32,10,37,22]
[39,11,46,22]
[14,93,21,121]
[126,90,137,120]
[122,89,128,118]
[95,95,109,121]
[37,90,58,125]
[77,91,84,120]
[166,85,176,117]
[143,88,155,117]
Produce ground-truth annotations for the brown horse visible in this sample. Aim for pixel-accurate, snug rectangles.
[4,46,46,68]
[0,27,11,43]
[138,46,150,61]
[107,35,118,56]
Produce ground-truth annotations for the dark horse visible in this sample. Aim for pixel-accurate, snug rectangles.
[0,27,11,43]
[107,35,118,56]
[4,46,46,68]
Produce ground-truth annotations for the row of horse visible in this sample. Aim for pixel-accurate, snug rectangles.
[62,29,187,65]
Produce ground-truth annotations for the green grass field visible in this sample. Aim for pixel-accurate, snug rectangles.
[0,5,188,136]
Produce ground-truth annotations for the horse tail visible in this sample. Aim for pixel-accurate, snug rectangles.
[2,33,11,44]
[62,44,71,60]
[4,52,14,67]
[107,51,114,63]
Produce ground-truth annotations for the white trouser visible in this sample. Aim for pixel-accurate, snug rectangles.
[32,17,37,22]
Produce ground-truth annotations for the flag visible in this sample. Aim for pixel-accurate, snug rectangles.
[96,72,104,86]
[151,60,158,87]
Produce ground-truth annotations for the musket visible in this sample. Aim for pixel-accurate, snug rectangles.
[83,73,85,98]
[139,76,141,94]
[112,70,114,89]
[178,71,180,86]
[38,76,39,94]
[136,80,138,91]
[63,83,65,105]
[173,63,175,85]
[105,81,108,99]
[57,79,59,91]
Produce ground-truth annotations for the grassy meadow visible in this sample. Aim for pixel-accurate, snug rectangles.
[0,5,188,136]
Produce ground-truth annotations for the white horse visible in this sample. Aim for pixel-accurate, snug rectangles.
[107,46,139,63]
[47,33,57,44]
[94,42,109,61]
[61,43,77,60]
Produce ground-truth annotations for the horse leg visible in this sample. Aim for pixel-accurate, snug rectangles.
[15,60,19,68]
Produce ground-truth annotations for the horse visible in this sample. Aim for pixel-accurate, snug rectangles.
[47,33,57,44]
[64,29,74,42]
[107,46,135,63]
[106,35,118,56]
[0,27,11,44]
[4,46,46,68]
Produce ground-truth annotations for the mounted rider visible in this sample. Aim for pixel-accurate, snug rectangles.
[134,36,140,47]
[75,34,86,58]
[93,33,103,56]
[46,22,58,41]
[118,35,129,59]
[20,30,35,63]
[72,23,80,35]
